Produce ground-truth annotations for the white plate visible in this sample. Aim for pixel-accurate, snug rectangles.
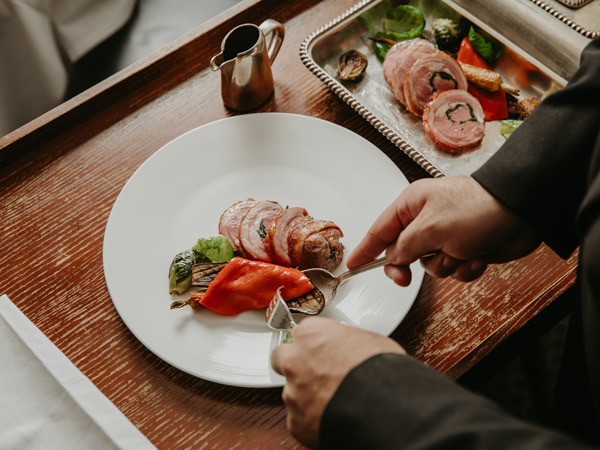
[103,113,424,388]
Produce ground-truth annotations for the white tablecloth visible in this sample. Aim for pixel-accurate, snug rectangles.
[0,0,136,135]
[0,294,155,450]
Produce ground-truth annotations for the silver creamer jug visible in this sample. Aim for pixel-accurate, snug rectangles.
[210,19,285,111]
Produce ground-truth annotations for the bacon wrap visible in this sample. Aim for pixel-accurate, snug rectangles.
[422,89,485,155]
[266,206,309,266]
[404,52,468,117]
[219,198,256,254]
[219,200,345,272]
[238,200,283,262]
[384,39,438,107]
[288,218,344,272]
[217,198,256,252]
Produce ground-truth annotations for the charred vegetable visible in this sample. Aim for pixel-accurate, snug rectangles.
[432,18,462,53]
[286,288,326,315]
[458,62,520,95]
[168,249,195,295]
[338,50,368,81]
[191,261,228,288]
[171,257,314,315]
[168,235,234,295]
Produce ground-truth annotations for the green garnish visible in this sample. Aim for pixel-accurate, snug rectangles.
[372,5,426,60]
[192,235,235,263]
[468,27,502,65]
[500,119,523,139]
[168,249,195,295]
[168,235,235,295]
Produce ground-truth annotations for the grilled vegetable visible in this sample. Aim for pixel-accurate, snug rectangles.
[432,18,462,53]
[457,37,508,121]
[171,257,314,315]
[458,62,520,95]
[338,50,368,81]
[168,249,195,295]
[457,36,488,67]
[168,235,234,295]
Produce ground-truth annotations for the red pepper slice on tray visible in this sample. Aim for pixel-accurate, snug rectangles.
[456,37,508,121]
[186,257,314,315]
[457,36,489,68]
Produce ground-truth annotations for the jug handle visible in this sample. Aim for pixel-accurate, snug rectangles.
[259,19,285,64]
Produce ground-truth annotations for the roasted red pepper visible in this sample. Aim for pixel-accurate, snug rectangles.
[191,257,314,315]
[457,36,489,68]
[457,37,508,121]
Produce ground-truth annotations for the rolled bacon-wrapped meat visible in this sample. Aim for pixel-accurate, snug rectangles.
[218,200,344,272]
[383,39,438,107]
[404,52,468,117]
[422,89,485,155]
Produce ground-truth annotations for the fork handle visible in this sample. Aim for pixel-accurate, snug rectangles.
[339,256,389,282]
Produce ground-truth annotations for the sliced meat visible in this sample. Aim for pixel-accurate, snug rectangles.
[385,39,438,107]
[288,218,344,272]
[266,206,309,266]
[404,52,468,117]
[238,200,284,261]
[218,198,256,252]
[422,89,485,155]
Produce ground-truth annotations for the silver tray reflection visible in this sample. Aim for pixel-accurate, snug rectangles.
[300,0,568,177]
[529,0,599,39]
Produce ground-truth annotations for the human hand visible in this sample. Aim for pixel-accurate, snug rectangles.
[347,176,541,285]
[270,317,405,448]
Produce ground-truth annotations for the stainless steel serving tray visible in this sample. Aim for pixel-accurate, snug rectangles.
[529,0,600,39]
[300,0,590,177]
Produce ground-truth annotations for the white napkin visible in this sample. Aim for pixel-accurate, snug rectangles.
[0,294,156,450]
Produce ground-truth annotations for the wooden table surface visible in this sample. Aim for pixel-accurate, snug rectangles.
[0,0,579,448]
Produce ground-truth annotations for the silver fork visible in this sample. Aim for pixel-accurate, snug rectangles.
[265,287,296,333]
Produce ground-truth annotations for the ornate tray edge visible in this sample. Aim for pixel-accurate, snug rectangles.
[528,0,600,39]
[298,0,446,179]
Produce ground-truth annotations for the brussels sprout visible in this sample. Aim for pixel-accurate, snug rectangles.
[168,248,194,295]
[432,18,462,53]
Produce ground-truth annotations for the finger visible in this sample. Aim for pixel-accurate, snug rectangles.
[383,263,413,287]
[420,253,461,278]
[270,344,288,376]
[452,259,487,282]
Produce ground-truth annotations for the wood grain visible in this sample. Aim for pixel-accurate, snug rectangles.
[0,0,577,448]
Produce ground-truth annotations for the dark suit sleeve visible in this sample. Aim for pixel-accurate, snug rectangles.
[473,38,600,258]
[320,39,600,450]
[320,354,593,449]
